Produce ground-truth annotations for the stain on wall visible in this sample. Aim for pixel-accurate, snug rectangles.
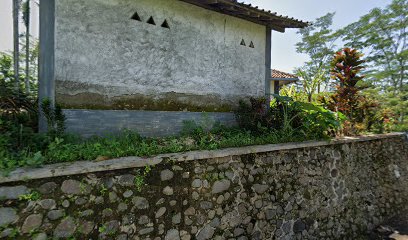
[55,0,267,111]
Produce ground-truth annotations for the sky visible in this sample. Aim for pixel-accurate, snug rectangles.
[243,0,392,72]
[0,0,391,73]
[0,0,39,56]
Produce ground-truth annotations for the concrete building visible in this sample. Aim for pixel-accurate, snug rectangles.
[39,0,308,137]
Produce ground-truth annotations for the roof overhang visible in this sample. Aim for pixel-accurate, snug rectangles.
[271,78,299,86]
[271,78,299,81]
[178,0,309,32]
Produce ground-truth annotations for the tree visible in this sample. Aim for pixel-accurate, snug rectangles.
[22,0,30,94]
[0,53,13,85]
[295,13,338,94]
[330,48,365,115]
[296,68,325,102]
[337,0,407,93]
[336,0,407,125]
[12,0,21,92]
[326,48,370,135]
[0,40,39,97]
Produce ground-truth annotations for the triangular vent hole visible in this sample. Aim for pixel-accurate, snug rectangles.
[240,39,246,46]
[147,16,156,25]
[131,12,141,21]
[161,20,170,29]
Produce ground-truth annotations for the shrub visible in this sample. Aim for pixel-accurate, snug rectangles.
[41,98,66,137]
[0,81,44,156]
[234,97,274,134]
[326,48,365,134]
[0,91,341,174]
[235,96,342,139]
[329,48,365,116]
[296,101,345,138]
[322,48,390,135]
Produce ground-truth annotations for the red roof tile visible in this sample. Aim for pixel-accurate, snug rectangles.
[271,69,299,79]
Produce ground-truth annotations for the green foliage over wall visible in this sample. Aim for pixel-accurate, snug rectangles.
[296,0,407,130]
[234,96,342,139]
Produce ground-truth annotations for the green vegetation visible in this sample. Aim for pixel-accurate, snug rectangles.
[18,191,41,201]
[134,166,152,192]
[0,0,406,174]
[0,226,19,238]
[134,175,145,192]
[284,47,391,135]
[2,42,345,175]
[99,185,108,196]
[0,48,391,174]
[295,12,338,99]
[41,98,66,137]
[235,95,342,139]
[98,223,116,236]
[98,225,107,234]
[0,122,324,174]
[0,89,341,174]
[324,48,376,135]
[293,0,407,132]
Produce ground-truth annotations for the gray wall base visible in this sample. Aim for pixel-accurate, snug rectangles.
[63,110,236,138]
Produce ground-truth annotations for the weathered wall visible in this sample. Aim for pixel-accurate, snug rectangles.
[1,134,407,239]
[63,110,236,138]
[55,0,266,111]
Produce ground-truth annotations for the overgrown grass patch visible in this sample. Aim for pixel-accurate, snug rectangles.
[0,124,317,175]
[1,95,343,175]
[44,126,313,164]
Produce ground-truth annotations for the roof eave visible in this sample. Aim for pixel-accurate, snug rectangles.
[178,0,309,33]
[271,78,299,81]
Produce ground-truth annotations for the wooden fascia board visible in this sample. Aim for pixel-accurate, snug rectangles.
[179,0,305,32]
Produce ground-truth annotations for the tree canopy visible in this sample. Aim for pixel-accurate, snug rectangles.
[337,0,407,93]
[293,0,407,125]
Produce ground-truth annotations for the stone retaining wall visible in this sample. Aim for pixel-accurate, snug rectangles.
[0,133,407,239]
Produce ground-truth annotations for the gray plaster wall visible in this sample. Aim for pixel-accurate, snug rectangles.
[55,0,267,111]
[63,110,236,137]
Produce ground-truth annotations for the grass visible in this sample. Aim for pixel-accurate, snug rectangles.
[392,123,408,132]
[0,97,341,175]
[45,127,311,164]
[0,124,316,175]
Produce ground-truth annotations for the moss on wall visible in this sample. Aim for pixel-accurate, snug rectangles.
[57,92,235,112]
[56,81,237,112]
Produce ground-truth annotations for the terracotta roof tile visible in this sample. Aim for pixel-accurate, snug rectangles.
[271,69,299,79]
